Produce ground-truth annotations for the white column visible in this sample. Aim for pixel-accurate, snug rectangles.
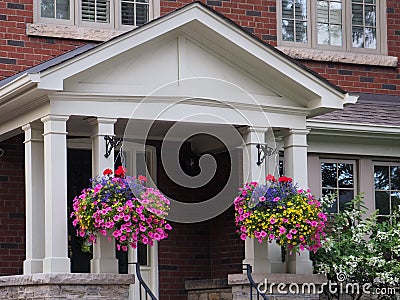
[41,115,71,273]
[89,118,119,274]
[283,129,313,274]
[22,122,45,274]
[242,127,271,274]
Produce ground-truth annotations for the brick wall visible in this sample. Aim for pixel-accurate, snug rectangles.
[0,135,25,276]
[0,0,88,80]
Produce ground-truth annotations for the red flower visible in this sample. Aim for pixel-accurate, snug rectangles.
[138,175,147,182]
[115,166,127,177]
[278,176,292,183]
[266,174,276,182]
[103,169,113,176]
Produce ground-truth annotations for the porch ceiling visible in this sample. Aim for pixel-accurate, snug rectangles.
[0,2,357,138]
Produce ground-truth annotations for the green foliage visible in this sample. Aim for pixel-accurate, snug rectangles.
[313,194,400,300]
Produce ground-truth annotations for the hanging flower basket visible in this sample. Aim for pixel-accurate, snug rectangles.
[234,174,327,254]
[70,166,172,252]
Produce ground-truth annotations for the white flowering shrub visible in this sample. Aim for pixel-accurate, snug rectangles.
[313,194,400,300]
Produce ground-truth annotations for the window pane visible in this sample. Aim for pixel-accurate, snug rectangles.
[295,21,307,42]
[294,0,307,19]
[82,0,95,21]
[352,26,364,48]
[56,0,70,19]
[136,3,149,26]
[330,24,342,46]
[282,19,295,41]
[41,0,55,18]
[317,1,329,23]
[82,0,110,23]
[282,0,294,19]
[321,162,337,187]
[338,163,353,188]
[392,192,400,212]
[352,4,363,26]
[374,165,389,190]
[317,23,329,45]
[365,0,376,4]
[121,1,135,25]
[330,1,342,24]
[375,191,390,215]
[365,5,376,26]
[96,0,110,23]
[391,166,400,190]
[323,189,337,213]
[364,27,377,49]
[339,190,354,211]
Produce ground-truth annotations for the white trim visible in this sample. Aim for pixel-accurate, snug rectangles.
[308,119,400,137]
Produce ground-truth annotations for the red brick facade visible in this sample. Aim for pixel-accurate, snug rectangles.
[0,135,25,276]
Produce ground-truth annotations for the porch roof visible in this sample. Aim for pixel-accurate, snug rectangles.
[0,1,357,138]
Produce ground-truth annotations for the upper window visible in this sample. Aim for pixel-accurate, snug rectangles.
[321,160,356,213]
[278,0,385,54]
[374,163,400,221]
[36,0,155,29]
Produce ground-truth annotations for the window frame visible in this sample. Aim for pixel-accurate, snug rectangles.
[373,161,400,218]
[320,158,358,214]
[35,0,75,25]
[277,0,387,55]
[118,0,154,30]
[78,0,115,29]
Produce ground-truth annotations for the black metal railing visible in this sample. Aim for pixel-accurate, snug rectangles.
[129,262,158,300]
[243,264,269,300]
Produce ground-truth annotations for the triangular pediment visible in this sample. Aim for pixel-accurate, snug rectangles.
[0,2,357,131]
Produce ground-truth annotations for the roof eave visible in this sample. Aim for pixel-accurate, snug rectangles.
[0,73,40,105]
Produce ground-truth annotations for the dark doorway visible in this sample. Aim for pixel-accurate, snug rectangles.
[67,149,92,273]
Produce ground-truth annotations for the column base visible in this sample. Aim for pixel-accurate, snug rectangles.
[23,259,43,274]
[43,257,70,273]
[91,258,119,274]
[286,251,313,274]
[243,258,271,274]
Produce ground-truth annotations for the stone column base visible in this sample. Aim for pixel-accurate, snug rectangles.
[228,273,327,300]
[0,273,134,300]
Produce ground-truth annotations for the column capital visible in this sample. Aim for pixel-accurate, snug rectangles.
[22,121,44,144]
[41,115,70,124]
[283,129,310,148]
[41,115,69,136]
[22,121,43,132]
[89,118,117,138]
[88,118,118,126]
[283,128,310,137]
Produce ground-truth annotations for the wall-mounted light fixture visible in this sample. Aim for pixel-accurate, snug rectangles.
[0,148,4,158]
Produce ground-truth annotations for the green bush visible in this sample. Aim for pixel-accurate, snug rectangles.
[313,194,400,300]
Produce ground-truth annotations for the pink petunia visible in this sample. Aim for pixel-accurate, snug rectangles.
[286,233,293,240]
[279,227,286,234]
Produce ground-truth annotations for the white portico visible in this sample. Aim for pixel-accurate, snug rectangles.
[0,1,356,282]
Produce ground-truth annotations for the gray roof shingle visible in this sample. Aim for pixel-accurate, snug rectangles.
[312,93,400,127]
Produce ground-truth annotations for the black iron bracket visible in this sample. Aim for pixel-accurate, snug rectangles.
[0,148,3,158]
[256,144,278,166]
[104,136,122,158]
